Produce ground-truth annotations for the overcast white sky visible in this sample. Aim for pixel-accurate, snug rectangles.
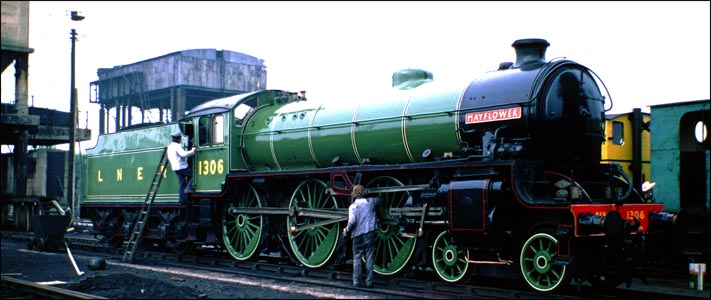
[2,1,709,152]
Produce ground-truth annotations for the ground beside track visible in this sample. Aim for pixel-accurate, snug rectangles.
[0,237,397,299]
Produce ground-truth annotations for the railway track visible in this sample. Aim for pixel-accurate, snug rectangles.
[1,276,106,299]
[2,230,706,299]
[60,232,577,299]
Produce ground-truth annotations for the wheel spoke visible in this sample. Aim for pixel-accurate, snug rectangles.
[286,179,340,268]
[222,184,264,261]
[367,176,417,276]
[519,232,568,293]
[431,231,470,283]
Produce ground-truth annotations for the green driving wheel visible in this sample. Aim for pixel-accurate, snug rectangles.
[286,178,340,268]
[367,176,417,276]
[432,230,471,283]
[519,231,568,293]
[222,184,264,261]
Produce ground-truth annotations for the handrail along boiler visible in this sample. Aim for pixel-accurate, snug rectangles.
[81,39,674,293]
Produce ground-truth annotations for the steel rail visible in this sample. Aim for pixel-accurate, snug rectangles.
[1,276,107,299]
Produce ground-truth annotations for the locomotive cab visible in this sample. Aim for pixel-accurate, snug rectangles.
[179,90,305,193]
[180,95,239,194]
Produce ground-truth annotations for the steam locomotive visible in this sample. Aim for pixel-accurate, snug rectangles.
[78,38,673,293]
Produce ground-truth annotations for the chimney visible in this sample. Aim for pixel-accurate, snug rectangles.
[511,38,550,70]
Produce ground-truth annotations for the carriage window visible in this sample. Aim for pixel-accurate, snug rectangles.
[234,103,253,127]
[612,121,624,145]
[199,116,211,146]
[213,114,224,145]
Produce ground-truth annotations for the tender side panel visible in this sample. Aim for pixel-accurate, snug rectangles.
[85,148,179,204]
[84,124,180,204]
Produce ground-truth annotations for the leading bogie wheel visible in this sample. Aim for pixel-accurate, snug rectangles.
[432,230,471,283]
[519,231,570,293]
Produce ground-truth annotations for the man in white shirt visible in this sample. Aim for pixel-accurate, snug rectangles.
[343,184,382,288]
[167,131,195,203]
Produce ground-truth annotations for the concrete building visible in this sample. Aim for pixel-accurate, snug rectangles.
[1,1,91,191]
[1,1,91,230]
[90,49,267,133]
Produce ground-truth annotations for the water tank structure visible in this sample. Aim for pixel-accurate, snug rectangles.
[90,49,267,133]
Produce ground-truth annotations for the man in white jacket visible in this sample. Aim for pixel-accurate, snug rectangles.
[167,131,195,203]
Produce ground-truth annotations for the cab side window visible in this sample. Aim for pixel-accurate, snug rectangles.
[199,116,211,146]
[213,114,224,145]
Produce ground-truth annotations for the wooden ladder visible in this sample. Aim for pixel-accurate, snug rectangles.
[122,147,169,263]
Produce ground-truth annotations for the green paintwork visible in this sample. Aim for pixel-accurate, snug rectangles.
[649,100,710,213]
[402,88,462,161]
[241,102,289,170]
[192,144,229,193]
[242,82,463,171]
[83,124,180,204]
[271,102,320,170]
[189,112,229,193]
[309,101,360,167]
[228,91,296,171]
